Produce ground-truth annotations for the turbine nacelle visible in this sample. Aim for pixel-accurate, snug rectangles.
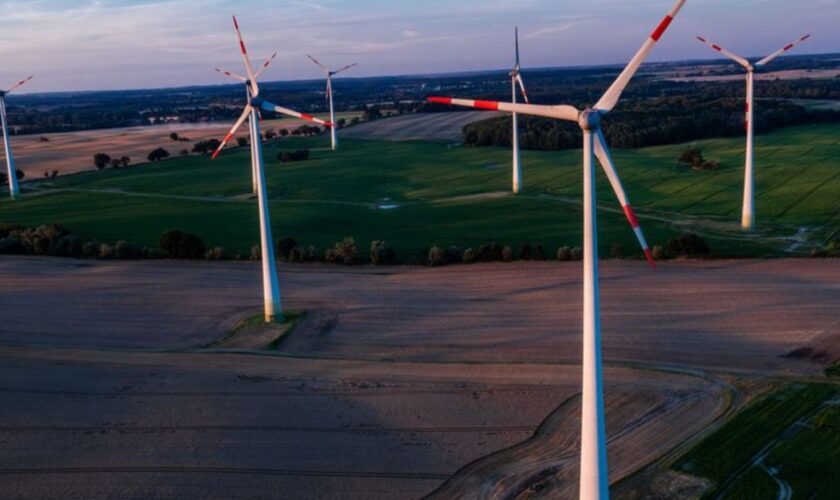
[578,109,602,131]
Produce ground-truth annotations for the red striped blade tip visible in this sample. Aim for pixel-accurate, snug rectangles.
[643,248,657,270]
[650,15,673,41]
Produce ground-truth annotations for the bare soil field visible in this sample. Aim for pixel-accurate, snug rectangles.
[342,112,501,142]
[0,257,836,498]
[0,118,330,178]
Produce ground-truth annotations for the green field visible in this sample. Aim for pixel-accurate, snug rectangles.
[675,383,840,499]
[1,122,838,259]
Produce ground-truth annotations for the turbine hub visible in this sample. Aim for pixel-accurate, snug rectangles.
[578,109,601,131]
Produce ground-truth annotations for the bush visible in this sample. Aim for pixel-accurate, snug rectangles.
[678,147,719,171]
[275,237,298,261]
[145,247,169,259]
[97,243,114,259]
[463,248,477,264]
[610,243,623,259]
[54,233,83,257]
[652,245,665,260]
[148,148,170,162]
[502,246,514,262]
[0,237,26,255]
[114,240,144,259]
[427,246,447,266]
[277,149,310,163]
[288,245,318,263]
[477,242,504,262]
[370,240,396,265]
[82,241,100,259]
[557,246,572,261]
[325,237,359,265]
[250,245,261,261]
[158,230,206,260]
[519,243,533,261]
[532,244,545,261]
[205,246,225,260]
[93,153,111,170]
[666,233,710,258]
[571,247,583,261]
[236,137,249,147]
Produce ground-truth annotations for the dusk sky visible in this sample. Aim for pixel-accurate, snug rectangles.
[1,0,837,93]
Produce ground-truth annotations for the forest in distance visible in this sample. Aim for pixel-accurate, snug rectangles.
[3,52,839,147]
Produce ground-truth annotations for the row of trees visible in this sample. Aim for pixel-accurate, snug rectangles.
[12,223,809,263]
[93,154,131,170]
[462,98,840,151]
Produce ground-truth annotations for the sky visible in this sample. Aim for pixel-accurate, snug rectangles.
[0,0,837,94]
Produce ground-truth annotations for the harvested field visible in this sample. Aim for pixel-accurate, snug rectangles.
[0,114,348,177]
[342,111,502,142]
[1,257,835,373]
[0,257,836,498]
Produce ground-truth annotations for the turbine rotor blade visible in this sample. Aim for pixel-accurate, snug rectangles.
[515,74,530,104]
[695,36,752,70]
[756,34,811,67]
[211,105,253,160]
[594,130,656,269]
[260,100,334,127]
[232,16,259,94]
[214,67,248,82]
[515,26,521,68]
[428,96,578,122]
[254,52,278,79]
[6,75,33,94]
[595,0,687,112]
[307,54,328,71]
[332,62,357,75]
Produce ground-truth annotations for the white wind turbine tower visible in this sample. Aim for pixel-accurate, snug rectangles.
[216,53,277,194]
[429,1,686,497]
[306,55,357,151]
[1,75,33,200]
[211,16,333,322]
[510,27,530,194]
[696,34,811,231]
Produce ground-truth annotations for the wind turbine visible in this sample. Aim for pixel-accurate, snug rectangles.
[428,1,686,497]
[510,27,529,194]
[211,16,333,322]
[215,52,277,194]
[696,34,811,231]
[307,55,357,151]
[0,75,33,199]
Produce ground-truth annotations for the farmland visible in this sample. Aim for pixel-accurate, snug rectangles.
[0,118,838,260]
[674,383,840,498]
[0,257,838,498]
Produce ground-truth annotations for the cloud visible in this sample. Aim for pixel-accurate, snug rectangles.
[523,21,584,40]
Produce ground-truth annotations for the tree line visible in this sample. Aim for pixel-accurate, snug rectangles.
[462,97,840,150]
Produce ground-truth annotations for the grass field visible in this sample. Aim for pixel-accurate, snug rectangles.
[0,121,838,259]
[674,383,840,498]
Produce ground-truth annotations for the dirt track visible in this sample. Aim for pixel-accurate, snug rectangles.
[0,258,837,498]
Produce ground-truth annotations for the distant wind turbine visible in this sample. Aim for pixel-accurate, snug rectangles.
[1,75,33,199]
[429,1,687,497]
[211,16,333,322]
[696,33,811,231]
[307,55,357,151]
[510,27,529,194]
